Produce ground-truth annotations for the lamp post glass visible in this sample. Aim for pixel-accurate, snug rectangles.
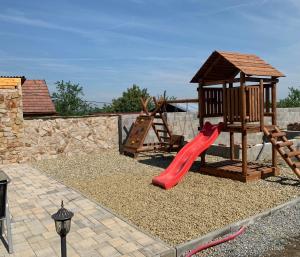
[52,201,74,257]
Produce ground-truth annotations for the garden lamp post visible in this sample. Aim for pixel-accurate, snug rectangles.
[52,201,74,257]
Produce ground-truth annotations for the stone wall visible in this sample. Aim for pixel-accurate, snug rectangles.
[23,116,119,161]
[120,108,300,148]
[0,86,24,164]
[0,100,299,163]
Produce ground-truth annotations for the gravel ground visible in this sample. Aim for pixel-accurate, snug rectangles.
[33,150,299,246]
[198,203,300,257]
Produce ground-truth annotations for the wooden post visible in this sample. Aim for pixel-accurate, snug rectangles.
[228,83,234,159]
[241,131,247,177]
[230,133,235,160]
[271,77,277,171]
[222,83,227,127]
[259,79,264,131]
[240,72,246,130]
[198,83,206,166]
[271,78,277,126]
[240,72,247,177]
[198,83,204,129]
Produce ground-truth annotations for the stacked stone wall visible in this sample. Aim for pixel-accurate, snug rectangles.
[23,116,119,161]
[0,86,24,164]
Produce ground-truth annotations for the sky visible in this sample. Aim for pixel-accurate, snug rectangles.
[0,0,300,103]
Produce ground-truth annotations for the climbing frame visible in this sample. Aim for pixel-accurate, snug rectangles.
[122,97,185,158]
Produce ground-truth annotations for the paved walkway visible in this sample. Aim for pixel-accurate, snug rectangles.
[0,164,171,257]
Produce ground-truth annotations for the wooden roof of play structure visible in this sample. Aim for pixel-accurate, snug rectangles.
[190,51,285,84]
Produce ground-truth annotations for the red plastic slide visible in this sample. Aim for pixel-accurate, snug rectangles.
[152,122,222,189]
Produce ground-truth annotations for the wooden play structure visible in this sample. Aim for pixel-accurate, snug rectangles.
[122,97,198,157]
[190,50,300,182]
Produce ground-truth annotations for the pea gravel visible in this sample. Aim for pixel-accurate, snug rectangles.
[33,150,299,246]
[197,203,300,257]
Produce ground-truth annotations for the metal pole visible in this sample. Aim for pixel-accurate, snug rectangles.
[61,236,67,257]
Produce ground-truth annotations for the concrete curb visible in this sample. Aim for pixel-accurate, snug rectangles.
[175,196,300,257]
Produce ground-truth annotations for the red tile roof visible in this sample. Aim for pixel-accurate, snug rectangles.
[22,80,56,115]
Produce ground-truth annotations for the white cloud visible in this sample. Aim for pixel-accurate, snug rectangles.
[0,13,89,36]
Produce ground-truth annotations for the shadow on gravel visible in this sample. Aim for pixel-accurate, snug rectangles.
[138,154,201,172]
[263,176,300,188]
[262,236,300,257]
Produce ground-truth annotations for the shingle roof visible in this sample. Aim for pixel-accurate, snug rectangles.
[190,51,285,84]
[22,80,56,115]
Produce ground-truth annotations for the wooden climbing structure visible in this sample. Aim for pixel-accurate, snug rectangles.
[122,97,197,158]
[263,126,300,178]
[190,50,300,182]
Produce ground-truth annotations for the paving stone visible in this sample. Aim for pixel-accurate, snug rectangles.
[0,164,171,257]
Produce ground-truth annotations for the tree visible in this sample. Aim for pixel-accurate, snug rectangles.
[277,87,300,108]
[100,84,154,113]
[52,80,95,116]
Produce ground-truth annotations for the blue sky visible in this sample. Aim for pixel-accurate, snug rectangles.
[0,0,299,103]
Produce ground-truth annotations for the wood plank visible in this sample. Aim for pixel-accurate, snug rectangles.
[222,83,227,126]
[260,79,264,130]
[240,72,246,127]
[200,160,278,182]
[265,86,270,113]
[277,141,293,147]
[284,151,300,158]
[0,78,22,86]
[158,98,199,104]
[230,132,234,160]
[0,85,18,89]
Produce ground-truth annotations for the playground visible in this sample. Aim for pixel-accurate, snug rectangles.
[31,51,300,255]
[0,51,299,256]
[33,150,299,246]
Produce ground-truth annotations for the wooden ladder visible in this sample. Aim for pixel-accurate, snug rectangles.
[263,126,300,178]
[152,112,173,149]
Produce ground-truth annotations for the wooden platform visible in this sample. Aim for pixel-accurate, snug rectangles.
[222,124,276,133]
[200,160,279,182]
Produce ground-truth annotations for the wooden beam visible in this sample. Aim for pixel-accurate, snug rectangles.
[259,79,264,131]
[241,131,248,177]
[0,78,22,86]
[230,132,234,160]
[157,98,199,104]
[222,83,227,128]
[202,56,222,78]
[271,78,277,170]
[194,77,279,87]
[199,83,204,129]
[240,72,246,130]
[140,97,150,115]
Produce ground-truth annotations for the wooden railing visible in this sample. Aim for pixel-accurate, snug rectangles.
[201,85,269,124]
[225,87,240,122]
[224,86,262,123]
[245,86,261,122]
[202,88,223,117]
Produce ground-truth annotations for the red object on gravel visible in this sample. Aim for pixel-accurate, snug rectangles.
[185,226,246,257]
